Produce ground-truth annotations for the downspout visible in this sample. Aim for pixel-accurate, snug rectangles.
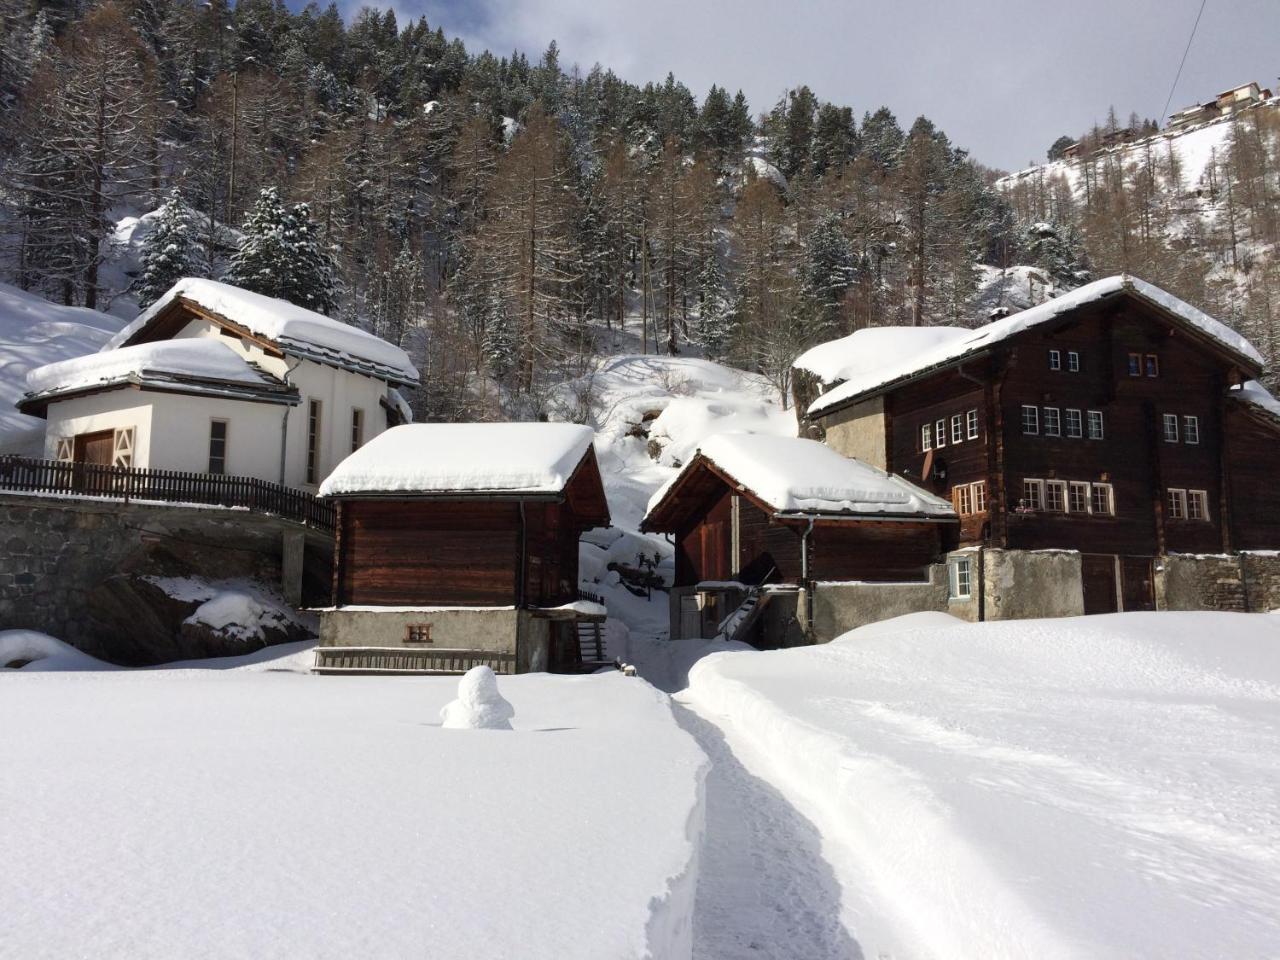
[801,517,815,636]
[278,357,303,486]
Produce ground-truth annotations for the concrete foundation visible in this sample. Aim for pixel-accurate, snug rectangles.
[982,548,1085,621]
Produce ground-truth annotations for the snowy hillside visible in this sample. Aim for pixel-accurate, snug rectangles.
[0,283,125,455]
[683,611,1280,959]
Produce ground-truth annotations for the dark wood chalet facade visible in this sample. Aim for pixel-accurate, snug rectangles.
[809,277,1280,614]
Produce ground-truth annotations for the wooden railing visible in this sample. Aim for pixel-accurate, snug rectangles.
[0,455,334,533]
[313,647,517,675]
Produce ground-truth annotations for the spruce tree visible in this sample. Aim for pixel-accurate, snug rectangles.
[136,189,197,307]
[227,187,337,313]
[801,212,855,339]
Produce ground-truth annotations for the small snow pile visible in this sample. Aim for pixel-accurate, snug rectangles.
[0,630,111,671]
[185,589,296,643]
[440,666,515,730]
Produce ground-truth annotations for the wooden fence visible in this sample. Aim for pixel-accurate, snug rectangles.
[0,455,334,533]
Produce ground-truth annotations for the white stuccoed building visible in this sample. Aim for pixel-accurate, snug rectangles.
[18,279,418,490]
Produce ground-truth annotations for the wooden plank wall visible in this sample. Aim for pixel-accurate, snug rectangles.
[1225,405,1280,549]
[810,521,941,582]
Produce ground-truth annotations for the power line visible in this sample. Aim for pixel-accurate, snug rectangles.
[1161,0,1209,126]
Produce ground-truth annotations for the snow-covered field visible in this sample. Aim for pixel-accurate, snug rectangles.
[683,611,1280,959]
[0,647,707,960]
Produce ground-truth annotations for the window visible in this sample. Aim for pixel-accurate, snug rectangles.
[1091,483,1114,516]
[1048,349,1061,370]
[1021,405,1039,434]
[966,409,979,440]
[935,418,947,448]
[1188,489,1209,521]
[921,423,933,451]
[951,414,964,444]
[208,420,227,475]
[972,481,987,513]
[1145,354,1159,378]
[948,557,972,600]
[351,408,365,452]
[404,624,433,645]
[1043,407,1061,437]
[1065,409,1083,438]
[1068,481,1090,513]
[1068,351,1080,372]
[1128,353,1142,376]
[1162,413,1180,443]
[1022,478,1044,511]
[1183,415,1200,445]
[1046,480,1067,512]
[954,484,973,515]
[1087,410,1104,440]
[306,399,322,485]
[1167,488,1187,520]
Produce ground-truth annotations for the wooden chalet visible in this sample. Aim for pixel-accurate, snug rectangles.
[315,422,611,675]
[806,274,1280,615]
[641,433,955,645]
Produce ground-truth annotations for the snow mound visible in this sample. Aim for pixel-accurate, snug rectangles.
[648,432,955,518]
[25,338,277,399]
[0,630,112,671]
[184,589,299,643]
[793,325,968,385]
[109,277,418,385]
[686,611,1280,958]
[440,665,516,730]
[319,421,596,497]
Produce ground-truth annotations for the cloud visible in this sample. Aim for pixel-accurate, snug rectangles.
[389,0,1280,171]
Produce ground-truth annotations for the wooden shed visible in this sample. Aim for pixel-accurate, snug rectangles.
[315,422,611,674]
[641,433,955,645]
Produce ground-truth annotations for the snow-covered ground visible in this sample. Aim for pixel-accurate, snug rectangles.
[0,648,707,960]
[683,611,1280,959]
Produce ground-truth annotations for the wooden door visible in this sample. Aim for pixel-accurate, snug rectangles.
[72,430,114,494]
[1081,554,1119,615]
[1120,556,1155,611]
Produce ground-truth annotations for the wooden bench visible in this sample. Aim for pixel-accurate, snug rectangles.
[313,647,517,676]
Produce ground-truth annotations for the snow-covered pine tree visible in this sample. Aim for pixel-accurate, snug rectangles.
[136,189,197,307]
[695,251,733,361]
[800,211,855,340]
[227,187,337,313]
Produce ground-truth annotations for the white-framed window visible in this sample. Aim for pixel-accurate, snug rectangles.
[935,418,947,448]
[306,399,323,485]
[1046,480,1067,512]
[1022,478,1044,511]
[948,556,973,600]
[1068,481,1090,513]
[1065,408,1083,438]
[1087,409,1104,440]
[112,428,135,469]
[1145,354,1160,377]
[1068,351,1080,372]
[1091,482,1114,516]
[966,408,979,440]
[1167,488,1187,520]
[954,483,973,515]
[1021,405,1039,434]
[951,414,963,444]
[1043,407,1061,437]
[1188,489,1209,521]
[1048,349,1061,370]
[972,480,987,513]
[921,423,933,451]
[1183,415,1200,445]
[207,420,227,475]
[1162,413,1179,443]
[351,408,365,452]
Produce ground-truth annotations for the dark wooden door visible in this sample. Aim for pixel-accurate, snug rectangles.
[72,429,114,494]
[1120,556,1155,611]
[1081,554,1118,615]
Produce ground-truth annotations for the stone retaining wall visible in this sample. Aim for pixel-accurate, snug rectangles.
[1157,552,1280,612]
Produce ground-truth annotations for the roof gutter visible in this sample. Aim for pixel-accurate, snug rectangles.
[773,511,958,524]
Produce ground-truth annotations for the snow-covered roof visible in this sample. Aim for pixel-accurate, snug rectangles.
[646,433,955,520]
[109,278,419,386]
[23,338,288,403]
[320,422,597,497]
[809,275,1264,418]
[793,326,969,384]
[1229,380,1280,422]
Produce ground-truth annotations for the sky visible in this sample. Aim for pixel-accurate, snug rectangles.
[344,0,1280,172]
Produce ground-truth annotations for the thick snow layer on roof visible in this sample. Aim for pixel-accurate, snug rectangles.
[0,664,706,959]
[320,421,596,496]
[809,275,1263,416]
[1230,379,1280,420]
[793,325,968,384]
[109,278,418,384]
[25,338,276,397]
[684,610,1280,958]
[648,432,953,518]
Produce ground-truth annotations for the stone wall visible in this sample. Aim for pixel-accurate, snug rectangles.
[983,548,1084,621]
[1156,552,1280,612]
[818,397,887,470]
[0,492,331,664]
[808,566,950,641]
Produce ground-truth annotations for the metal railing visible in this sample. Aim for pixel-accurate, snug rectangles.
[0,455,334,533]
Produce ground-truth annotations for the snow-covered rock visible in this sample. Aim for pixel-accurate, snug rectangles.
[439,665,516,730]
[0,630,113,671]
